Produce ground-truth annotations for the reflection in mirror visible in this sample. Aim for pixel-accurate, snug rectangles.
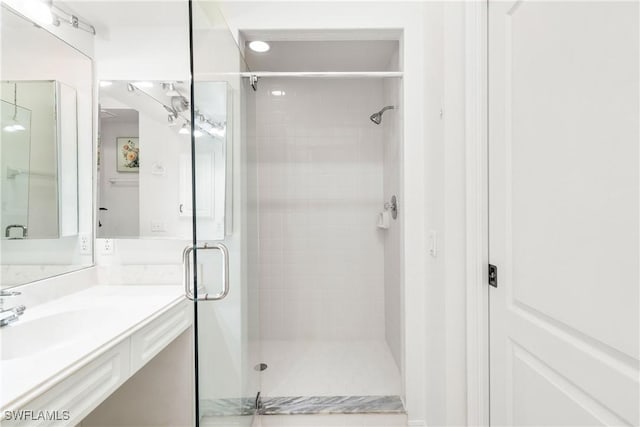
[0,5,93,288]
[98,80,229,240]
[1,81,78,240]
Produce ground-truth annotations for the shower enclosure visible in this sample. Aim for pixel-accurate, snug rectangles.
[249,72,404,414]
[186,2,405,423]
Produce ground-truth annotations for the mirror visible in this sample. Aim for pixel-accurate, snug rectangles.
[2,81,78,239]
[0,6,93,288]
[98,80,230,240]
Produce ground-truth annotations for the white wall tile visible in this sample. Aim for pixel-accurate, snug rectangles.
[256,78,386,341]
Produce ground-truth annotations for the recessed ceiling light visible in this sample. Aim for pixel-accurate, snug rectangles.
[249,41,270,53]
[99,81,113,88]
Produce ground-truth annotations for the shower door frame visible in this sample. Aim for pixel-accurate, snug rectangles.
[186,1,260,425]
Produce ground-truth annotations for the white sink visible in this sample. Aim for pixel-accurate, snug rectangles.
[0,285,185,413]
[0,309,108,361]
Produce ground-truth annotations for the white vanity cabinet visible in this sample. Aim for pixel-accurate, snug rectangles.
[1,287,191,427]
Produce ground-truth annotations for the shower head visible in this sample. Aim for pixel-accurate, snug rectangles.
[369,105,395,125]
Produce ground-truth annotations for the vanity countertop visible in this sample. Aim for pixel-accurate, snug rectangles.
[0,284,188,412]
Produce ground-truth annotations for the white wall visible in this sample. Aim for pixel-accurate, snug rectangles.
[257,77,386,341]
[98,113,139,238]
[422,3,470,426]
[138,112,192,239]
[94,26,188,82]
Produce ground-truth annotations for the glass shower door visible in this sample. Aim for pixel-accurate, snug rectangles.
[185,1,260,426]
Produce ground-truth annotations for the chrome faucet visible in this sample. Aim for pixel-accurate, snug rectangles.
[0,290,26,327]
[5,224,27,239]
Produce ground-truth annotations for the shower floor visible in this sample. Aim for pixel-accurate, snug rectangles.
[260,340,402,397]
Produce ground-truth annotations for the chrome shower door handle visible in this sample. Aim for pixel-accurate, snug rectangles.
[182,243,230,301]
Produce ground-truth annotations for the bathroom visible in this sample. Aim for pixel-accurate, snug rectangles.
[0,1,637,427]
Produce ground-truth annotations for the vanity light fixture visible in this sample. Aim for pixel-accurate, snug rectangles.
[209,127,226,139]
[24,0,54,26]
[3,123,25,133]
[132,81,153,89]
[162,83,180,97]
[178,123,190,135]
[271,90,285,96]
[99,81,113,88]
[32,0,97,35]
[248,41,270,53]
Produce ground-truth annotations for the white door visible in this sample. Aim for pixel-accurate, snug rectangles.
[488,1,639,425]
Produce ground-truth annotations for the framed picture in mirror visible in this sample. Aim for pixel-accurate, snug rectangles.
[116,137,139,172]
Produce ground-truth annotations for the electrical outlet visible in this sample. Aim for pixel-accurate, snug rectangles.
[79,234,91,255]
[150,220,166,232]
[102,238,114,255]
[428,230,438,257]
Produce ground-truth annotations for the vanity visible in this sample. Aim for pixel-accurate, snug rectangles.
[0,2,196,425]
[0,285,191,426]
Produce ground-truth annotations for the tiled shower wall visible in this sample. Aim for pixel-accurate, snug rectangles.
[383,76,403,370]
[256,78,387,340]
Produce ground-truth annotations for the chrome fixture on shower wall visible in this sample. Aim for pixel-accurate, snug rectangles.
[385,195,398,220]
[369,105,395,125]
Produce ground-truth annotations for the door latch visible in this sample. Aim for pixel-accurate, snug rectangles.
[488,264,498,288]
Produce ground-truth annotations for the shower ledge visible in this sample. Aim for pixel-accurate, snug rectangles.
[0,285,190,425]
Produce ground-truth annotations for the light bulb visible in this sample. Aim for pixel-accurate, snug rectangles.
[3,122,25,132]
[178,124,189,135]
[25,0,54,26]
[248,41,270,53]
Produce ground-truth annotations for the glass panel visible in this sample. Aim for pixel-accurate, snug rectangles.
[1,98,32,239]
[189,1,260,426]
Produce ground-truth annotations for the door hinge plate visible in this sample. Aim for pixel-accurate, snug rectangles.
[488,264,498,288]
